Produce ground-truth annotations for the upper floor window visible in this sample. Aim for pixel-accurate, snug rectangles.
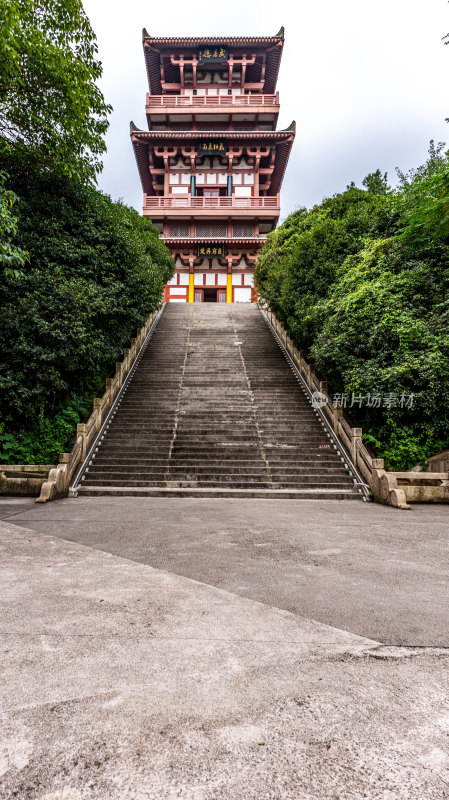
[232,225,254,237]
[196,225,227,238]
[169,224,190,238]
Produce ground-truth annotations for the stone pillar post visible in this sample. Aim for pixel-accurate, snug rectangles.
[93,398,102,433]
[77,423,88,461]
[59,452,71,492]
[305,363,312,390]
[123,348,131,376]
[115,362,123,387]
[105,378,114,409]
[333,406,343,435]
[351,427,363,464]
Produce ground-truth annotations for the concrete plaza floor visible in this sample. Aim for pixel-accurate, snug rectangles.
[0,497,448,799]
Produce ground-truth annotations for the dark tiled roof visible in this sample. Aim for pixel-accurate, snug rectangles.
[142,29,285,96]
[130,123,295,197]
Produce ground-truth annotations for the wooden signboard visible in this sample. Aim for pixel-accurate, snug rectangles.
[197,243,227,258]
[197,140,227,155]
[198,46,228,63]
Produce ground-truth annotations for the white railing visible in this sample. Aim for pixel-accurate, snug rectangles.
[144,195,279,210]
[146,93,279,108]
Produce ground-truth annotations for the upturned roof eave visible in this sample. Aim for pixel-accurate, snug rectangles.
[130,122,295,197]
[142,29,284,95]
[142,32,284,47]
[130,126,295,141]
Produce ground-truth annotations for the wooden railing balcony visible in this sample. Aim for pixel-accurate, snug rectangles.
[163,235,267,243]
[144,195,280,211]
[146,93,279,109]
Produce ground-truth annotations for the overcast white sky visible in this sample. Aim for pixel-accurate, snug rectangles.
[84,0,449,220]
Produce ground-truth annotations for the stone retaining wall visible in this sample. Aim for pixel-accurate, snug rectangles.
[0,465,54,497]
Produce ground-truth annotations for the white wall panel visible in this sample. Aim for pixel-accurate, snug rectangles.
[205,273,216,286]
[194,273,204,285]
[244,274,254,286]
[234,287,252,303]
[178,273,190,285]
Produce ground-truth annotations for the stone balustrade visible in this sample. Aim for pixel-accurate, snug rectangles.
[0,465,55,497]
[32,307,161,503]
[264,308,449,509]
[2,303,447,507]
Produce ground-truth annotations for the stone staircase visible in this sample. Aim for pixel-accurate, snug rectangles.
[76,304,362,499]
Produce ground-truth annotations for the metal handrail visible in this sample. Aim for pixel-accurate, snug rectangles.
[70,306,166,495]
[261,310,369,500]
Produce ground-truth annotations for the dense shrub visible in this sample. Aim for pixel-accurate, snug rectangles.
[0,154,174,462]
[255,160,449,470]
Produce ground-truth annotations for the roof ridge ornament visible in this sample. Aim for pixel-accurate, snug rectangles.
[130,121,140,133]
[285,120,296,134]
[142,28,150,42]
[275,26,285,39]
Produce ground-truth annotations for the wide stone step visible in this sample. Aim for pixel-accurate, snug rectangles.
[96,448,336,459]
[91,457,343,469]
[72,305,361,499]
[92,461,341,472]
[83,472,353,487]
[76,486,363,500]
[82,477,354,490]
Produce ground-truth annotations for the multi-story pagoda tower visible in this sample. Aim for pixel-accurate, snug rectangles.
[131,29,295,303]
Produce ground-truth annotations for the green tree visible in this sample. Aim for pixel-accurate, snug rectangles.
[256,155,449,470]
[362,169,390,194]
[310,238,449,469]
[0,0,111,182]
[256,184,390,350]
[0,153,174,438]
[0,170,28,277]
